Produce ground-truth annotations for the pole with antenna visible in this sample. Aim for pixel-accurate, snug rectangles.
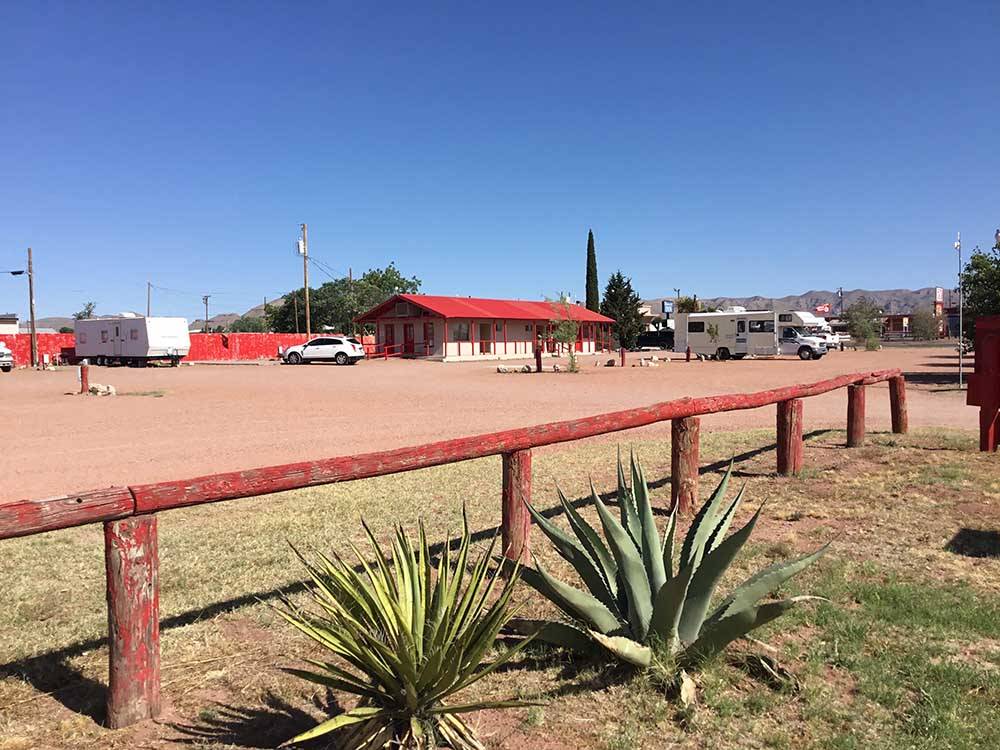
[301,223,311,338]
[954,233,963,389]
[27,247,37,368]
[147,281,152,317]
[202,295,210,334]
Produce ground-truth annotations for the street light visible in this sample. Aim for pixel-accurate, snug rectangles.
[5,249,37,367]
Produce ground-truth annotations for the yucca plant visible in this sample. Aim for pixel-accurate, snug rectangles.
[516,452,827,670]
[277,515,537,749]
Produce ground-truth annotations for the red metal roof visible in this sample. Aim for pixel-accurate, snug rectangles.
[356,294,615,323]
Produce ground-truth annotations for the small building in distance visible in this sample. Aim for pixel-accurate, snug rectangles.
[356,294,616,361]
[0,313,17,335]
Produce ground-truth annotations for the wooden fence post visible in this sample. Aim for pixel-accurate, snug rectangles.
[620,347,626,368]
[501,449,532,561]
[105,515,161,728]
[776,398,804,476]
[889,375,908,434]
[847,384,866,447]
[671,417,700,513]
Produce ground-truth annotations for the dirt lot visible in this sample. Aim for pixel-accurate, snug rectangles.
[1,345,973,501]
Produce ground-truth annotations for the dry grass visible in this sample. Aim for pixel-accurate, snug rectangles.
[1,427,999,748]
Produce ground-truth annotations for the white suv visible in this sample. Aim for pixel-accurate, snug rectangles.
[283,336,365,365]
[0,342,12,372]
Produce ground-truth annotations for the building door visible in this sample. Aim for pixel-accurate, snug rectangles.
[383,324,395,352]
[423,322,435,356]
[479,322,492,354]
[403,323,415,355]
[735,318,748,356]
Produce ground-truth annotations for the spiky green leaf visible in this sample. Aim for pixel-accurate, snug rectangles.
[589,630,652,667]
[592,490,653,640]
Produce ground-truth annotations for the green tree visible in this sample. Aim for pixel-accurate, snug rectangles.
[549,296,580,372]
[600,270,644,349]
[585,229,599,312]
[960,237,1000,342]
[675,295,701,313]
[228,315,268,333]
[845,296,882,347]
[269,263,421,334]
[58,326,74,334]
[73,302,96,320]
[909,309,940,340]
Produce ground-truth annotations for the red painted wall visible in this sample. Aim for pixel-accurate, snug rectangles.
[187,333,310,361]
[1,332,377,366]
[0,333,76,367]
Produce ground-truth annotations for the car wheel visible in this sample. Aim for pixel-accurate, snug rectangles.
[798,346,813,360]
[287,352,303,365]
[1,366,10,373]
[716,347,731,361]
[335,352,349,366]
[812,352,824,360]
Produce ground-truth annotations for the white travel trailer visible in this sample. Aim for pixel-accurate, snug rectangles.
[75,315,190,366]
[674,310,828,360]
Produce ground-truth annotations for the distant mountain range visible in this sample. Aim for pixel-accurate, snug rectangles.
[643,287,949,316]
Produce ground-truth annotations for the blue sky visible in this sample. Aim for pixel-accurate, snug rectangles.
[2,2,998,320]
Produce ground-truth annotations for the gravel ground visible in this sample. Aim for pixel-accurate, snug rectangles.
[1,346,974,501]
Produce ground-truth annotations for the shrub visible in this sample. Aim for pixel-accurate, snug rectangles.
[516,453,827,672]
[278,516,536,749]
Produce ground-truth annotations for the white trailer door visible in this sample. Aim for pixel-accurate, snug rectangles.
[112,323,123,356]
[734,318,749,356]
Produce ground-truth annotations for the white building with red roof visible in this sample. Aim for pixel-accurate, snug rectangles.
[356,294,616,362]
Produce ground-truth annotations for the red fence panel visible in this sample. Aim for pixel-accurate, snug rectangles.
[0,333,76,366]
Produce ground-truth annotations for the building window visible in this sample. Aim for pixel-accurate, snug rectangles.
[495,322,502,332]
[687,321,705,333]
[749,320,774,333]
[453,322,470,341]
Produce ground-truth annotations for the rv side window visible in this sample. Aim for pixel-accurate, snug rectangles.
[749,320,774,333]
[778,314,793,323]
[737,321,746,333]
[688,321,705,333]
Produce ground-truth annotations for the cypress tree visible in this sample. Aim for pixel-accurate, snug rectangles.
[585,229,600,312]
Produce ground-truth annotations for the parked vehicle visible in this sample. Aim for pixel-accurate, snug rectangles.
[675,311,828,360]
[635,329,674,351]
[283,336,365,365]
[0,341,13,372]
[777,311,842,349]
[74,315,190,366]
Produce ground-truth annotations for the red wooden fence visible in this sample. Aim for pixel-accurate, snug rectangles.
[0,368,905,728]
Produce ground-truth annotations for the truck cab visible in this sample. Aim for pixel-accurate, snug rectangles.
[0,341,12,372]
[778,326,828,360]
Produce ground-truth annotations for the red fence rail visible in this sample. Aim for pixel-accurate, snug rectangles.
[0,368,905,728]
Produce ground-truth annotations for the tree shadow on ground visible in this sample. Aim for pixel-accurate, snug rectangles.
[170,689,340,748]
[1,428,834,722]
[946,528,1000,559]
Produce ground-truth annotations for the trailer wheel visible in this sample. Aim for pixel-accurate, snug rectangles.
[716,347,731,361]
[798,346,813,361]
[286,352,302,365]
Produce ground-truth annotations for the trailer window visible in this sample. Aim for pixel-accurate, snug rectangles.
[130,329,139,340]
[101,331,109,343]
[749,320,774,333]
[687,321,705,333]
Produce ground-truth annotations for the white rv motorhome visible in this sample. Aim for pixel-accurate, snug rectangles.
[75,315,191,366]
[776,311,842,349]
[674,310,828,360]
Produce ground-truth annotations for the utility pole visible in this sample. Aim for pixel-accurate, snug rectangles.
[838,287,844,317]
[147,281,152,317]
[202,295,210,333]
[349,266,354,334]
[27,247,37,368]
[300,223,311,338]
[954,233,963,389]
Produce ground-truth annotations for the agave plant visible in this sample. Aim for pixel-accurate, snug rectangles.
[516,452,827,669]
[277,515,537,749]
